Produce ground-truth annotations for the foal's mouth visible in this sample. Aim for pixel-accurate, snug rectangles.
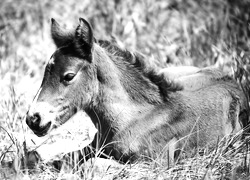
[54,106,78,127]
[33,122,52,137]
[31,106,77,137]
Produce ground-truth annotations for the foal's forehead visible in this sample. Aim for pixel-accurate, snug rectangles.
[48,48,84,72]
[50,48,78,64]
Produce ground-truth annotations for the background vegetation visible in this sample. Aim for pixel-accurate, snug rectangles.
[0,0,250,179]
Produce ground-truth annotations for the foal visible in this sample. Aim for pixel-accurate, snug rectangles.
[26,18,248,164]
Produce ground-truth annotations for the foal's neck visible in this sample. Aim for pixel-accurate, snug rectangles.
[89,45,164,132]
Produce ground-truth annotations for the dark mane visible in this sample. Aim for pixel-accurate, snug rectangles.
[97,39,183,99]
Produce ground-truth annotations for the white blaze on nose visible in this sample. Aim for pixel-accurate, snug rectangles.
[29,101,57,127]
[28,87,57,127]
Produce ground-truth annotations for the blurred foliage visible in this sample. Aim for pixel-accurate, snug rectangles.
[0,0,250,67]
[0,0,250,68]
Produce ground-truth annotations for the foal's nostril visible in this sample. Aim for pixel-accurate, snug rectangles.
[26,112,42,129]
[32,113,41,126]
[26,111,51,136]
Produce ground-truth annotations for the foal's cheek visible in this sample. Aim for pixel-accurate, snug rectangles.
[80,82,98,106]
[73,68,98,107]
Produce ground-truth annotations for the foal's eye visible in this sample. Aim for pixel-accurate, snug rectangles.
[63,73,76,82]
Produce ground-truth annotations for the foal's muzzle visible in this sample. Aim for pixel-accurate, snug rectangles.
[26,112,52,137]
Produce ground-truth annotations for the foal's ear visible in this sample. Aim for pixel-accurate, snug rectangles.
[75,18,94,50]
[51,18,74,47]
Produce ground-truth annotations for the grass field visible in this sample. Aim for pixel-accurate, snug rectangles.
[1,0,250,179]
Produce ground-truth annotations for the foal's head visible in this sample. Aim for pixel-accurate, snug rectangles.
[26,18,98,136]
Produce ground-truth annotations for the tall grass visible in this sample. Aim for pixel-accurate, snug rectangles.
[0,0,250,179]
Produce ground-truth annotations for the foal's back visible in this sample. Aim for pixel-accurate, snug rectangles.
[161,66,230,91]
[166,67,248,151]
